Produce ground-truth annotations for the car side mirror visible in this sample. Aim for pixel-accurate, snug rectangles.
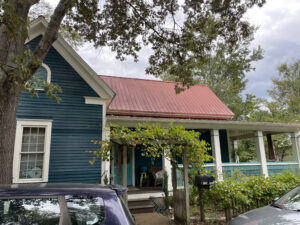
[271,197,279,204]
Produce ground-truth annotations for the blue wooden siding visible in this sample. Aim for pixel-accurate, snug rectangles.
[16,36,103,183]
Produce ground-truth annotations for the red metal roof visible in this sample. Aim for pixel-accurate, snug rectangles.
[100,75,234,120]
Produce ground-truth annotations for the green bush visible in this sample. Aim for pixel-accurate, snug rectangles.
[195,172,300,220]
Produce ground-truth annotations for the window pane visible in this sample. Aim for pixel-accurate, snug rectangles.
[0,198,60,224]
[19,154,44,179]
[29,65,48,89]
[66,196,105,224]
[21,127,45,153]
[34,66,48,80]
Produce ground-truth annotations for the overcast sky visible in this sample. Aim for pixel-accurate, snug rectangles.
[46,0,300,98]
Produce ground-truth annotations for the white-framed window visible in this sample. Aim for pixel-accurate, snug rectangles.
[28,63,51,90]
[13,120,52,183]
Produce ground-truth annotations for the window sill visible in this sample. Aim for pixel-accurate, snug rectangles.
[13,178,48,184]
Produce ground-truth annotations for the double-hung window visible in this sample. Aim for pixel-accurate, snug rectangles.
[13,120,52,183]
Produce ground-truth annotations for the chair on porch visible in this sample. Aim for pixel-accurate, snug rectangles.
[148,167,164,187]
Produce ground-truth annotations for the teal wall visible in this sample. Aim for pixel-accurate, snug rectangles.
[134,148,162,186]
[16,36,103,183]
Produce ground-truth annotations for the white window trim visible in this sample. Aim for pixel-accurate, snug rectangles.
[84,97,107,129]
[42,63,51,83]
[13,119,53,183]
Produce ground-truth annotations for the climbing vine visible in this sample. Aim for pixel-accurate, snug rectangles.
[87,122,213,171]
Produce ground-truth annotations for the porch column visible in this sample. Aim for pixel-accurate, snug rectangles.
[211,129,223,181]
[163,153,173,191]
[291,132,300,169]
[255,131,268,177]
[101,126,110,184]
[132,147,135,187]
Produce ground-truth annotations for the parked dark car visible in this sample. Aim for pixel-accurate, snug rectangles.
[229,185,300,225]
[0,183,136,225]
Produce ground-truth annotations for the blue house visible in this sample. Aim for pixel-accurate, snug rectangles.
[13,17,114,184]
[13,18,300,195]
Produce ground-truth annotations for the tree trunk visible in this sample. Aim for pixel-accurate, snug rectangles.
[0,84,21,184]
[267,134,276,160]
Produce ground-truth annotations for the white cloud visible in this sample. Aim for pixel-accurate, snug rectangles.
[245,0,300,97]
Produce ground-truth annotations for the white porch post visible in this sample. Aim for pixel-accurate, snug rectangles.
[132,147,135,187]
[101,126,110,184]
[163,153,173,191]
[291,132,300,170]
[211,129,223,181]
[255,131,268,177]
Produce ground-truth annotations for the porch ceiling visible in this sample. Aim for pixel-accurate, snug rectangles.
[107,116,300,135]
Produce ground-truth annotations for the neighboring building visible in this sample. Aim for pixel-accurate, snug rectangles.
[13,18,300,193]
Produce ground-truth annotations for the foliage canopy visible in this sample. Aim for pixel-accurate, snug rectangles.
[88,123,212,170]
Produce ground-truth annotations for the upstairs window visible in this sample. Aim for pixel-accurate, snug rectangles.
[29,63,51,90]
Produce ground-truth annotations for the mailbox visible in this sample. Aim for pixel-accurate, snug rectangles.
[195,175,215,189]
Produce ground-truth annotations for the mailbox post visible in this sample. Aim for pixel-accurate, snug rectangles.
[194,175,215,222]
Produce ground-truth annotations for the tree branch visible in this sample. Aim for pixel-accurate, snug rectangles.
[124,0,166,42]
[26,0,71,75]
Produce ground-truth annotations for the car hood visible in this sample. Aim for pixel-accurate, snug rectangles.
[229,205,300,225]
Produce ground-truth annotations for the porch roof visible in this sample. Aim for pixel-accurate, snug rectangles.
[107,115,300,140]
[100,75,234,120]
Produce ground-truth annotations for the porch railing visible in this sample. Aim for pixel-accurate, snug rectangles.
[267,161,298,175]
[173,161,299,187]
[222,162,261,178]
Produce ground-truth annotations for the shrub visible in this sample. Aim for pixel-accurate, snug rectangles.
[195,172,300,221]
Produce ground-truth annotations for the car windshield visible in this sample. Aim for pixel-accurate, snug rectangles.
[0,195,105,225]
[274,186,300,211]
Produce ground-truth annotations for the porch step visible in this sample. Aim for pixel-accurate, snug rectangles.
[128,198,154,214]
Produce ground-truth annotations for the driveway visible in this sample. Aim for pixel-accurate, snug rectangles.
[134,213,171,225]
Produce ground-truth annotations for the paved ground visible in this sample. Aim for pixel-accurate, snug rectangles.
[134,213,171,225]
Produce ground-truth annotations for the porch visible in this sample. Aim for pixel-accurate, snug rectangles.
[102,116,300,189]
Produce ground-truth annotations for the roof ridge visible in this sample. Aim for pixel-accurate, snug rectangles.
[99,74,207,87]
